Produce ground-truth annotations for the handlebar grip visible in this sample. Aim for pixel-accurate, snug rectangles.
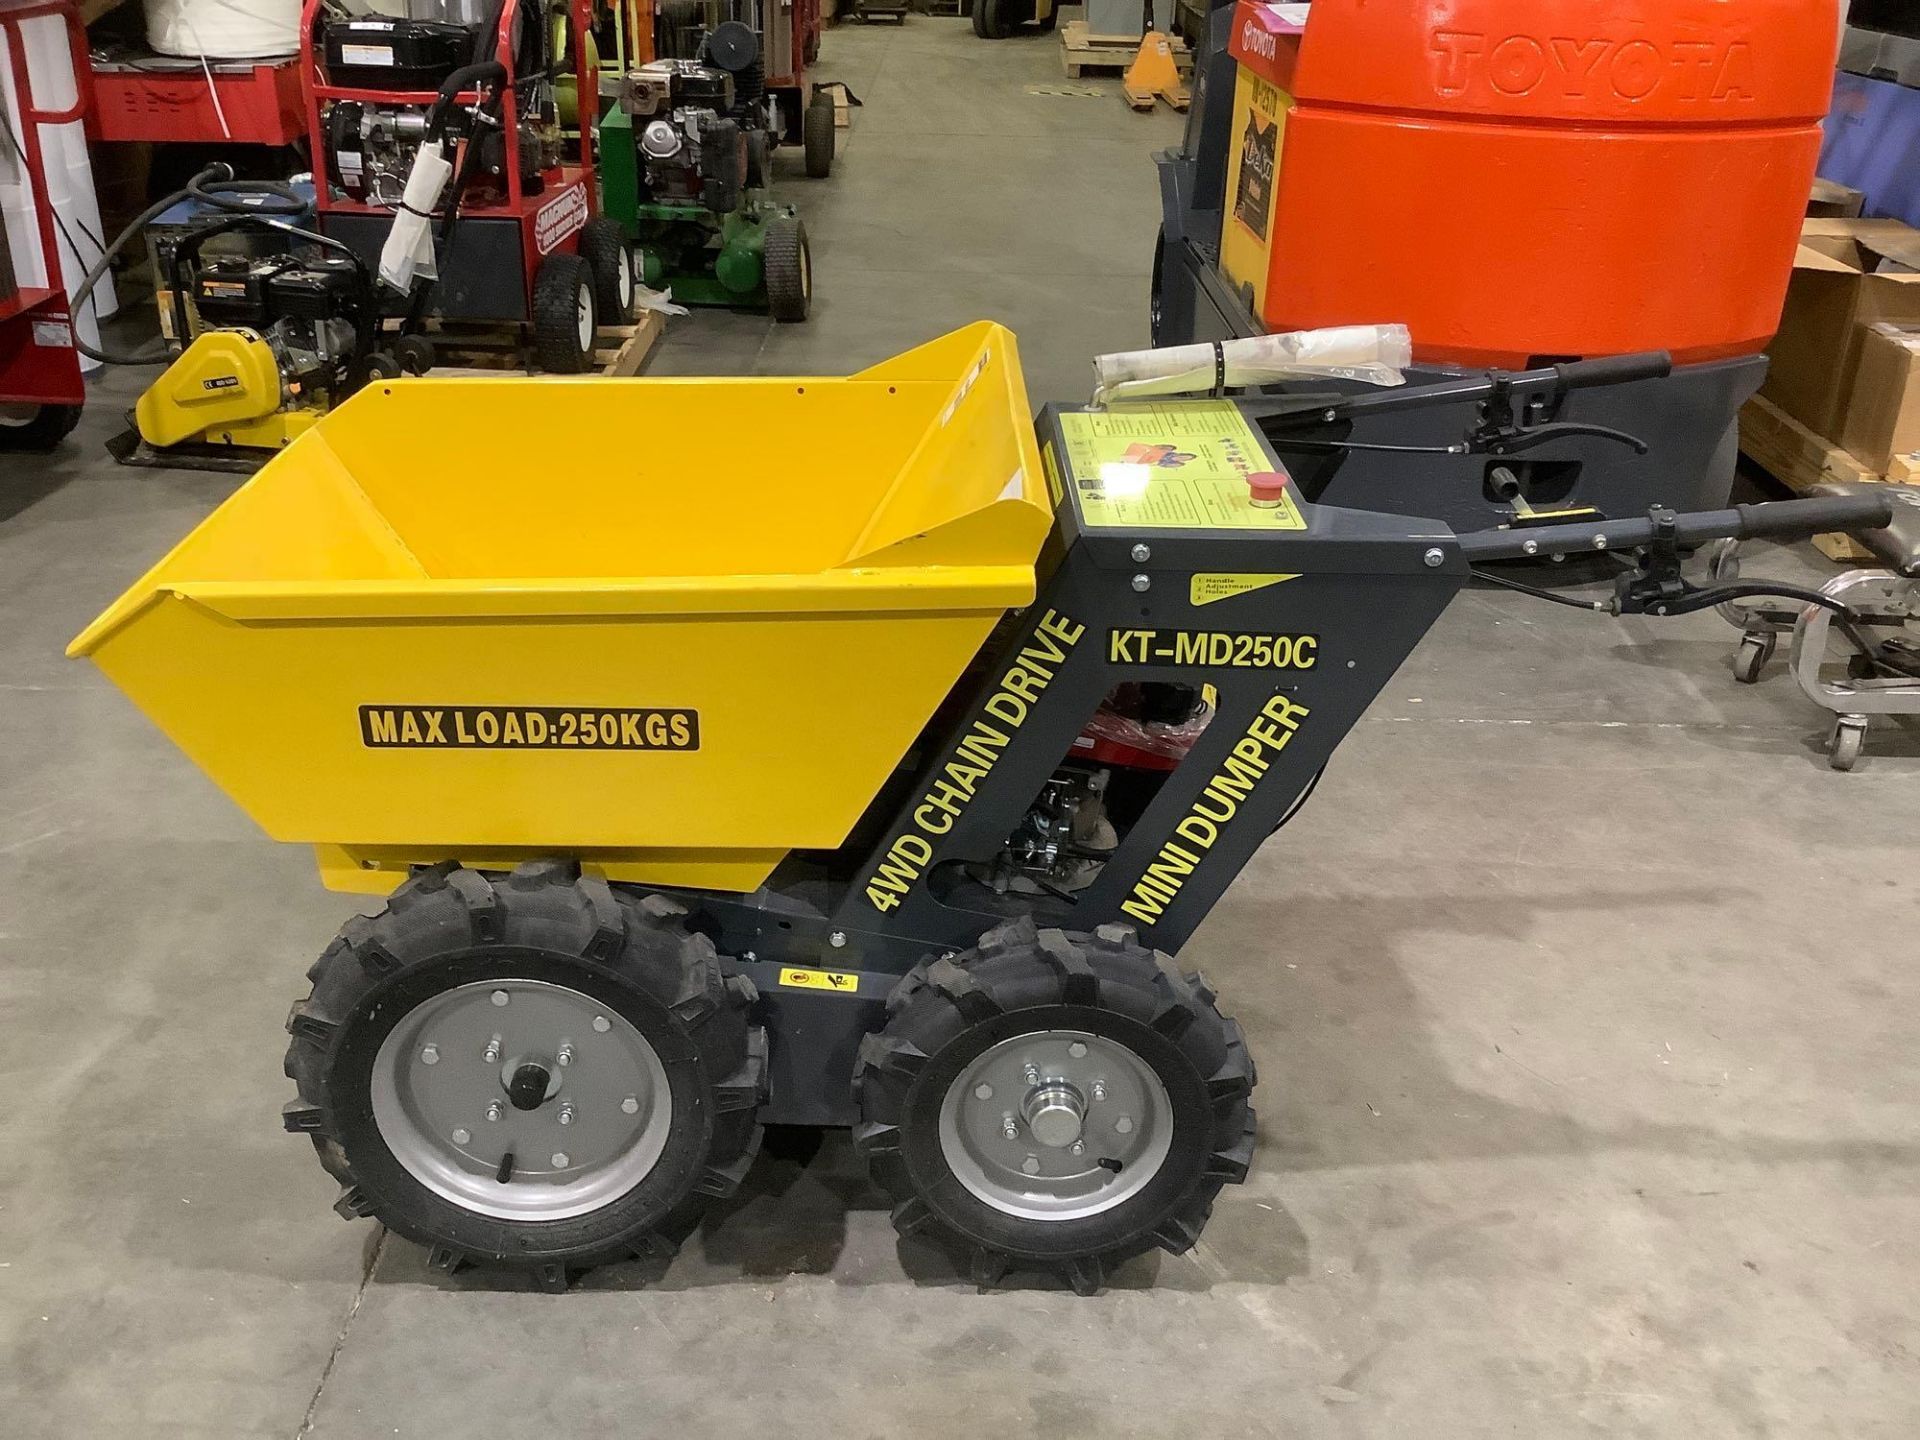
[1735,494,1895,541]
[1552,352,1674,389]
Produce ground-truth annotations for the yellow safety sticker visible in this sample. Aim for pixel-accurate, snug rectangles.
[1056,404,1307,532]
[1190,573,1297,607]
[778,966,859,994]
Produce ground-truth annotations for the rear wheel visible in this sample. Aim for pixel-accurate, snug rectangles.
[854,918,1254,1293]
[532,254,599,374]
[579,217,636,322]
[972,0,1011,38]
[0,401,81,451]
[392,334,435,376]
[803,94,836,179]
[764,216,812,323]
[283,861,763,1289]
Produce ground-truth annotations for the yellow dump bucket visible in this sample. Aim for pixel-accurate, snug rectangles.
[71,323,1053,895]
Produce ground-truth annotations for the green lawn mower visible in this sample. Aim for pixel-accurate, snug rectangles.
[599,25,825,321]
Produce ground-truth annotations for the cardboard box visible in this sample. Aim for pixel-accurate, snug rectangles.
[1761,219,1920,439]
[1808,177,1866,219]
[1840,323,1920,471]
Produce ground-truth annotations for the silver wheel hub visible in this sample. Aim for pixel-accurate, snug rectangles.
[371,979,671,1221]
[938,1029,1172,1221]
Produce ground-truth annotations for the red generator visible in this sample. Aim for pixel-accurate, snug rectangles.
[301,0,636,372]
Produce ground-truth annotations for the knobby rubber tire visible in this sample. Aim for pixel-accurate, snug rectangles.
[578,217,635,323]
[531,253,598,374]
[0,402,82,451]
[803,96,835,179]
[283,860,763,1291]
[764,216,812,323]
[854,917,1255,1294]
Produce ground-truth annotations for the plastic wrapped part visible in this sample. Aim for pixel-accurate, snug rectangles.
[376,140,452,293]
[1091,325,1412,406]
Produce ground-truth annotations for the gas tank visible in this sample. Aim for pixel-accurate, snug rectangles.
[1224,0,1839,367]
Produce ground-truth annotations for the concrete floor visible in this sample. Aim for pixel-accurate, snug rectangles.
[5,18,1920,1439]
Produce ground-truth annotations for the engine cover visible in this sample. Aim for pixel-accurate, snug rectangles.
[323,19,475,91]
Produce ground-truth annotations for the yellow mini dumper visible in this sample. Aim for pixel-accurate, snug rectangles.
[71,324,1895,1292]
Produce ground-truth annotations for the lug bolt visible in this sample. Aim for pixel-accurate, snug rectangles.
[551,1152,570,1168]
[486,1101,502,1122]
[558,1103,574,1126]
[1023,1062,1040,1084]
[1115,1115,1134,1135]
[452,1127,471,1145]
[1092,1081,1107,1102]
[1070,1141,1085,1156]
[556,1043,574,1068]
[592,1016,610,1033]
[1002,1113,1019,1140]
[1021,1156,1041,1175]
[1068,1042,1087,1059]
[483,1034,502,1063]
[621,1096,640,1115]
[974,1083,994,1100]
[420,1044,439,1066]
[490,990,509,1007]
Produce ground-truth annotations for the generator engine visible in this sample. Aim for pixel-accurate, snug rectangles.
[190,254,365,392]
[319,13,561,205]
[623,60,752,214]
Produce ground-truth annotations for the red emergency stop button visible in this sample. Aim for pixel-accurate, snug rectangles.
[1245,468,1291,508]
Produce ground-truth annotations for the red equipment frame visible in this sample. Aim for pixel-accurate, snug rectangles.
[767,0,822,143]
[298,0,600,319]
[0,0,88,411]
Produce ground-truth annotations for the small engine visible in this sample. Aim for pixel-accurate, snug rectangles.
[191,254,363,392]
[622,59,757,215]
[326,101,433,206]
[320,14,560,206]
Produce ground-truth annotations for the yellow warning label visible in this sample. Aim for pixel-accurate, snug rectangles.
[778,966,859,994]
[1057,404,1307,532]
[1190,573,1297,607]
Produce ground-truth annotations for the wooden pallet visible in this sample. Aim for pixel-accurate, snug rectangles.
[413,313,665,378]
[1736,392,1915,562]
[1059,19,1192,82]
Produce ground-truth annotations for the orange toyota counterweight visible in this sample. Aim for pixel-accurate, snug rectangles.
[1218,0,1839,367]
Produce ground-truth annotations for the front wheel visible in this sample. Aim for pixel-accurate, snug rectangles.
[854,918,1254,1293]
[283,862,763,1290]
[532,253,599,374]
[764,216,812,323]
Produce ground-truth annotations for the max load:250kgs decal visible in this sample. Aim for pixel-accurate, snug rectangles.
[360,705,698,751]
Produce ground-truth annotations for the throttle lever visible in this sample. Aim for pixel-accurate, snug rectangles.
[1485,420,1650,456]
